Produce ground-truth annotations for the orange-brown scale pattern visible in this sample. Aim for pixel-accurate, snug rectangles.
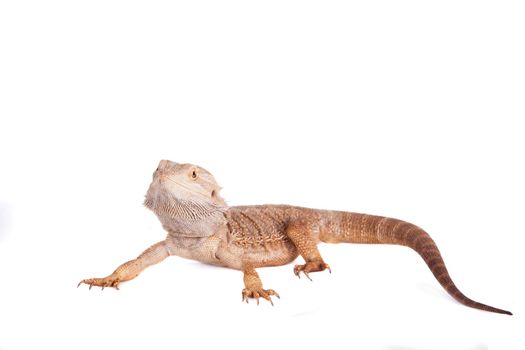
[79,160,511,315]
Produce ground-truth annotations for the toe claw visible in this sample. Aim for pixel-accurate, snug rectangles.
[294,265,302,279]
[241,288,279,306]
[78,277,120,291]
[267,289,280,299]
[304,272,313,281]
[294,261,330,280]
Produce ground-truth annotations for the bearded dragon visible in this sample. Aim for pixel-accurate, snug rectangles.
[78,160,512,315]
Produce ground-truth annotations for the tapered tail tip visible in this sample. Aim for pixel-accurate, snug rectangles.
[492,308,513,316]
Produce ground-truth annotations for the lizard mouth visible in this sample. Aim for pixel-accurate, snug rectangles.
[163,176,211,200]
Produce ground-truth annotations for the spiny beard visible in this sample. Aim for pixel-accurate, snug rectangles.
[144,192,225,222]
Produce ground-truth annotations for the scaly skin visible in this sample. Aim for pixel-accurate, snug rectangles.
[79,160,512,315]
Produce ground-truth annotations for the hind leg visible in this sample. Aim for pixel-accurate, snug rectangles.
[286,223,331,280]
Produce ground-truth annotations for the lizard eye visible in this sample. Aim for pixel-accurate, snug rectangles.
[191,170,198,179]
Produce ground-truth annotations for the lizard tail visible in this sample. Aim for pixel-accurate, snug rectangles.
[318,212,512,315]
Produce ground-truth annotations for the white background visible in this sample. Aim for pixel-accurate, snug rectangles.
[1,1,524,349]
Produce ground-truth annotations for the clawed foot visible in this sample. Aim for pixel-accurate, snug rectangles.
[294,260,331,281]
[242,288,280,306]
[77,275,121,290]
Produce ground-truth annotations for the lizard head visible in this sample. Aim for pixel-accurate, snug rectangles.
[144,160,227,231]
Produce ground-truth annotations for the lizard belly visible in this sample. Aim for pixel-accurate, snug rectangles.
[211,242,298,270]
[241,242,299,268]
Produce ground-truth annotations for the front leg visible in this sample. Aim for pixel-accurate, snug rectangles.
[242,267,280,305]
[79,241,170,290]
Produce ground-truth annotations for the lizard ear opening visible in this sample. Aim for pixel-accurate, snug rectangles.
[210,189,227,208]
